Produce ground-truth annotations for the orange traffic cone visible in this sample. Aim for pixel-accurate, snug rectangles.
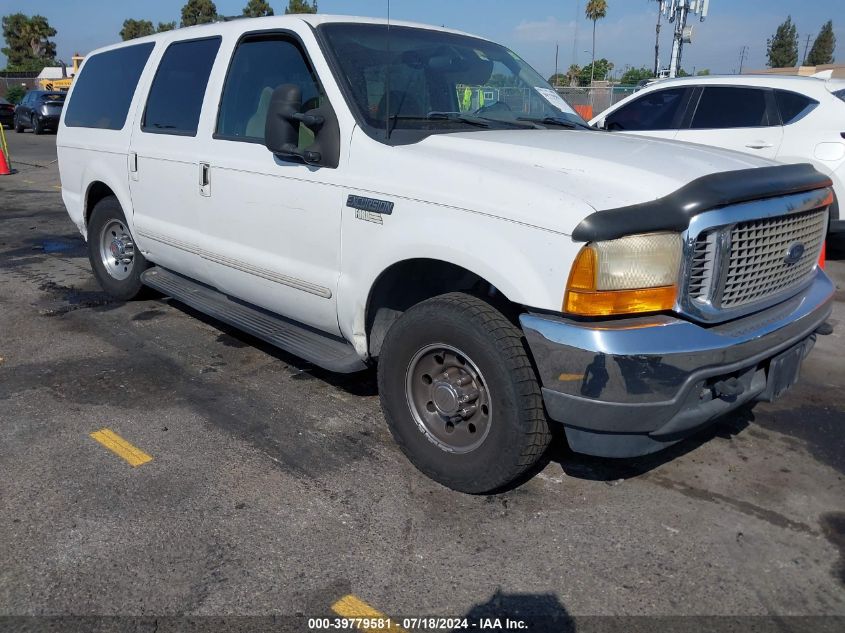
[0,147,10,175]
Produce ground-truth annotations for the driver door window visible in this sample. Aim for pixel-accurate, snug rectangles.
[215,36,323,148]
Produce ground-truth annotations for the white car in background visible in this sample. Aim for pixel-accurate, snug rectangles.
[590,75,845,233]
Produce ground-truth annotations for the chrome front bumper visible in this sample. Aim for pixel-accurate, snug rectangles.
[520,269,835,458]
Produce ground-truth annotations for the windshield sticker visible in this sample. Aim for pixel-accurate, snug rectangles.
[534,87,577,115]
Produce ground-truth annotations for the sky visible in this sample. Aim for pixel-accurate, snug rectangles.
[0,0,841,77]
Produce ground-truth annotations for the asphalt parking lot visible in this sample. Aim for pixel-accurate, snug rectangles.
[1,130,844,631]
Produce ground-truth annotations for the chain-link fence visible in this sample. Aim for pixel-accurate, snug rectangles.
[554,86,638,120]
[0,72,40,100]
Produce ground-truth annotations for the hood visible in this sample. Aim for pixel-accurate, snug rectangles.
[364,128,774,236]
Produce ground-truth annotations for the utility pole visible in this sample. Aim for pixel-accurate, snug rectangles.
[801,34,812,65]
[572,0,580,69]
[554,43,559,86]
[738,45,748,74]
[654,1,664,77]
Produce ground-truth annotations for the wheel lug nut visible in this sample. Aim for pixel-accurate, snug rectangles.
[457,376,472,386]
[459,404,477,418]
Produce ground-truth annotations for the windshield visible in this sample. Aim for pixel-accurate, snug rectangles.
[318,23,587,142]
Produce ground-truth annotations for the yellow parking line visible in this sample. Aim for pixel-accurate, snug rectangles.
[331,595,407,633]
[90,428,152,467]
[558,372,583,382]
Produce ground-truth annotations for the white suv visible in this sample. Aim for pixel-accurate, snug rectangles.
[57,16,835,492]
[590,75,845,234]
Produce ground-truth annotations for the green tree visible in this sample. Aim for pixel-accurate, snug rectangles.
[157,21,177,32]
[807,20,836,65]
[120,18,155,41]
[767,15,799,68]
[5,84,25,105]
[585,0,607,85]
[243,0,274,17]
[180,0,218,27]
[285,0,318,14]
[578,58,611,86]
[696,68,711,75]
[1,13,57,70]
[620,66,653,85]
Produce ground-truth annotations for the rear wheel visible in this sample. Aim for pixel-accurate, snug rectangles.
[32,115,43,135]
[87,196,148,300]
[378,292,551,493]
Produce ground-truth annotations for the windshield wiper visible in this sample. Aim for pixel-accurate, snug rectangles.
[428,112,536,129]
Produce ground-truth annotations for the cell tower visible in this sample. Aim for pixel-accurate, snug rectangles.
[663,0,710,78]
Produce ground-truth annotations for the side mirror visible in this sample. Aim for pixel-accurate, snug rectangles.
[594,117,607,130]
[264,83,341,169]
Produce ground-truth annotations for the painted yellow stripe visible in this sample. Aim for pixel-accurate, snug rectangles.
[90,428,152,467]
[558,373,583,382]
[331,595,407,633]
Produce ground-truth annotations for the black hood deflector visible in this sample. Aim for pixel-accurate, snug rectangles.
[572,163,833,242]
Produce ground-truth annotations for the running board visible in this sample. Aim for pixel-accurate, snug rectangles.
[141,267,367,373]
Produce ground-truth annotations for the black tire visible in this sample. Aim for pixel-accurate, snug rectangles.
[378,292,551,494]
[87,196,148,301]
[14,115,24,133]
[32,115,43,135]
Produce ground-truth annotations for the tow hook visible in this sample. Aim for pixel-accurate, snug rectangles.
[713,377,744,399]
[815,321,834,336]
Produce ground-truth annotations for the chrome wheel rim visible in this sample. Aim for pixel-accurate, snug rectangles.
[405,343,492,453]
[98,219,135,281]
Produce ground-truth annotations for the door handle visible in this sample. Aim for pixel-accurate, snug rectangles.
[199,162,210,197]
[745,142,774,149]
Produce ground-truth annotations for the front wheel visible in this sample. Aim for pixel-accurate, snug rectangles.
[87,196,148,301]
[378,293,551,493]
[14,115,24,133]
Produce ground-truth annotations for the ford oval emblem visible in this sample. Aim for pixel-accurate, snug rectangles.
[784,242,805,265]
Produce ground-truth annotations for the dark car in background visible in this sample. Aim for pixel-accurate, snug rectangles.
[14,91,66,134]
[0,98,14,128]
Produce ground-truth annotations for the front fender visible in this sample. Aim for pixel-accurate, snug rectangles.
[336,196,576,358]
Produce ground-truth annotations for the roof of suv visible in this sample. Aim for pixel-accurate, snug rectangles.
[85,14,480,59]
[639,74,845,95]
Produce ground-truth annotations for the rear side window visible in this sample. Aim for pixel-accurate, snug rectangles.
[775,90,817,124]
[690,87,770,129]
[605,88,687,131]
[64,43,154,130]
[216,36,322,143]
[143,37,221,136]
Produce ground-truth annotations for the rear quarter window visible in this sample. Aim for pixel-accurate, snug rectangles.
[64,43,154,130]
[775,90,818,124]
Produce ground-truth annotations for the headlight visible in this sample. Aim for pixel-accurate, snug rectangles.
[564,232,682,316]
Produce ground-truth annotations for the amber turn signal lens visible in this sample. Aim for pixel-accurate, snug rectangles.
[567,245,597,290]
[564,286,678,316]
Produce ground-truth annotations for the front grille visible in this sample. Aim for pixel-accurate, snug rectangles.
[688,207,827,311]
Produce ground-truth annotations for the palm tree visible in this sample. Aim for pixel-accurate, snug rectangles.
[585,0,608,85]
